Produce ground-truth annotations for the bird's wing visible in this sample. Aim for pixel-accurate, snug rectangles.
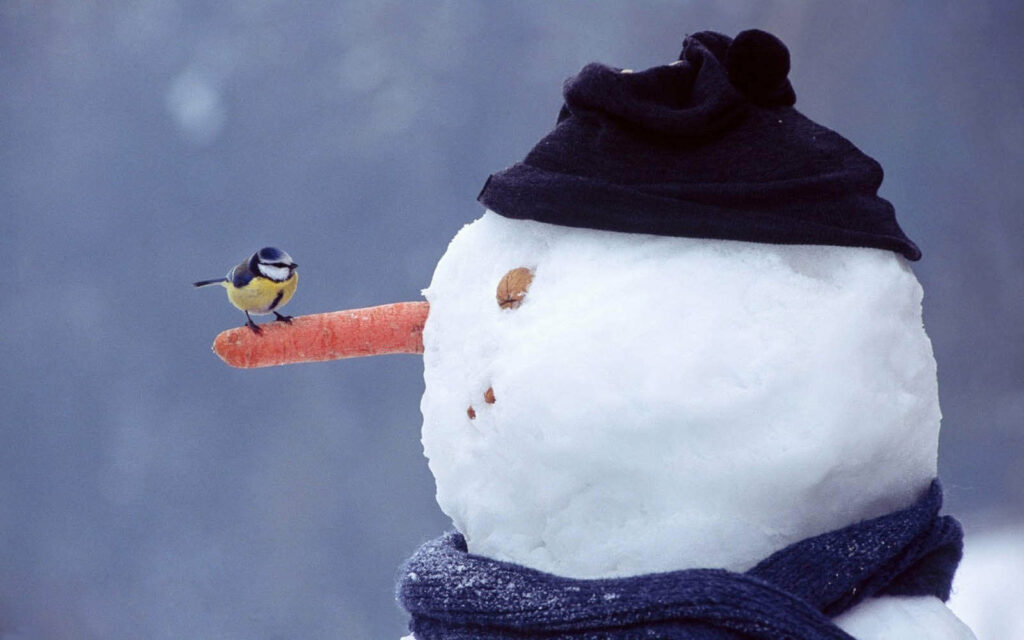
[230,261,255,288]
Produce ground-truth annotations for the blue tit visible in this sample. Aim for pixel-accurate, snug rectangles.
[193,247,299,334]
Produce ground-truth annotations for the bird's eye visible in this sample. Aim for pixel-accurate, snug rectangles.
[496,267,533,309]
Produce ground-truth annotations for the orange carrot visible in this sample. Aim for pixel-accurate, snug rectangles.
[213,301,429,368]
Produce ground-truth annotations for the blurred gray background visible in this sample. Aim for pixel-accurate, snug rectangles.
[1,1,1021,638]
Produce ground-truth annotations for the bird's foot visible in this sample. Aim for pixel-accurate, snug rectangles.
[274,312,293,324]
[246,318,263,334]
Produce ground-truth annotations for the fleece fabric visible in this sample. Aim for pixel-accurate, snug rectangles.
[478,29,922,261]
[397,480,961,639]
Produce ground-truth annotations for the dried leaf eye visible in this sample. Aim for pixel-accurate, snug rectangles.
[496,267,533,309]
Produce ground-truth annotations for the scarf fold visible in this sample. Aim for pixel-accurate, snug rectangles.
[398,480,962,640]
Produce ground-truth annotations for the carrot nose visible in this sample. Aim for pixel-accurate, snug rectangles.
[212,302,429,368]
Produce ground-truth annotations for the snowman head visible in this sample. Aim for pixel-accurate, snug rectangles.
[420,212,939,578]
[419,29,941,578]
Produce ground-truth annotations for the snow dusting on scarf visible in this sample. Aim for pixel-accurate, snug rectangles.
[397,480,961,639]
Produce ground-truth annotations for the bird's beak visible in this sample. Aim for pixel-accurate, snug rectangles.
[212,302,428,368]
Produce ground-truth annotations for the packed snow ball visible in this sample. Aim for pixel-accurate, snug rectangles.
[420,211,940,579]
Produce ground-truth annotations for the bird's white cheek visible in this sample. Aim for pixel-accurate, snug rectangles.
[257,264,289,281]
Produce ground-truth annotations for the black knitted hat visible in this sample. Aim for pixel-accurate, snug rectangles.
[478,29,921,261]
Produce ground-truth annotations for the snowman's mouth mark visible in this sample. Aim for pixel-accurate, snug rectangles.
[467,386,497,420]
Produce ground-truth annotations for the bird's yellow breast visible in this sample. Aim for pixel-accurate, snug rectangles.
[226,272,298,315]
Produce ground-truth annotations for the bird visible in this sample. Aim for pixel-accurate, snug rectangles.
[193,247,299,334]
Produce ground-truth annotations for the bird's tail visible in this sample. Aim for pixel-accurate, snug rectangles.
[193,278,227,288]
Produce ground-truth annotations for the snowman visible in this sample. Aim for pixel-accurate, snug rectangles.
[214,29,974,639]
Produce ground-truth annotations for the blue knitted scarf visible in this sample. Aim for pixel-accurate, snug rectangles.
[398,480,961,639]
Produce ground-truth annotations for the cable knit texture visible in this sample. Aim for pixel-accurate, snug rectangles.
[397,480,961,639]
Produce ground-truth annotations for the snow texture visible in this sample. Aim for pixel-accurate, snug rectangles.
[421,211,942,580]
[834,595,976,639]
[949,526,1024,639]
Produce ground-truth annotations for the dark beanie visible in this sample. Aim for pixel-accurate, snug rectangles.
[478,29,921,261]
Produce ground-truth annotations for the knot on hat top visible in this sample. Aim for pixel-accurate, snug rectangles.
[561,29,796,138]
[723,29,796,107]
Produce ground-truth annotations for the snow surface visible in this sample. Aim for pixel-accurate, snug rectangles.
[420,211,942,579]
[949,525,1024,639]
[834,595,976,639]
